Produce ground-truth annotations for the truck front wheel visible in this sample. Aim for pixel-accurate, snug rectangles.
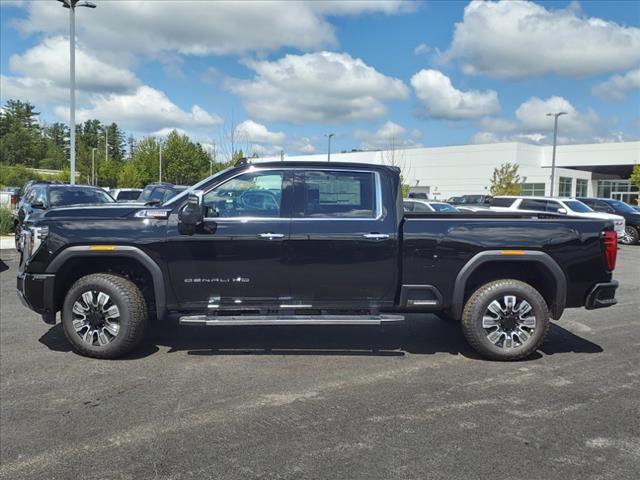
[461,279,550,361]
[61,273,148,359]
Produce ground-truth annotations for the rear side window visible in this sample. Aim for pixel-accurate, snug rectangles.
[491,197,516,207]
[300,170,376,218]
[519,199,549,212]
[117,190,140,201]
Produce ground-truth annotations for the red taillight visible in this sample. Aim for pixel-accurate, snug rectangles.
[603,230,617,271]
[10,194,17,206]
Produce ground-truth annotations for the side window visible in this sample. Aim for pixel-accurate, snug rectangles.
[403,202,415,212]
[300,170,376,218]
[519,199,548,212]
[545,201,563,213]
[595,201,613,213]
[203,171,284,218]
[33,186,47,205]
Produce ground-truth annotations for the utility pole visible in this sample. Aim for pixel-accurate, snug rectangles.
[91,147,97,185]
[159,139,163,183]
[546,111,567,197]
[326,133,335,162]
[58,0,96,185]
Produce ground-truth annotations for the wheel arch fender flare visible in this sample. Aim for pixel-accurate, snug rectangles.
[46,245,166,321]
[451,250,566,321]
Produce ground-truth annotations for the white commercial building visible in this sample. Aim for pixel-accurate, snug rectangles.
[262,141,640,204]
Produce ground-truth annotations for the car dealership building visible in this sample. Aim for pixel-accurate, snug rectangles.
[263,141,640,204]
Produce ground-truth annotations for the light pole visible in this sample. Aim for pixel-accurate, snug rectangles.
[326,133,335,162]
[58,0,96,185]
[210,143,216,176]
[547,111,567,196]
[159,139,163,183]
[91,147,97,185]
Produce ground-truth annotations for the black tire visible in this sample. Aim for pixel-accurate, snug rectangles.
[62,273,148,359]
[621,226,639,245]
[461,279,550,361]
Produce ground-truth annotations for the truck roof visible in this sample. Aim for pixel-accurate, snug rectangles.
[247,160,400,173]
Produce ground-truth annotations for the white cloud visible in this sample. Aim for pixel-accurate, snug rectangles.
[290,137,317,154]
[472,95,607,144]
[229,52,409,124]
[592,69,640,101]
[515,96,599,137]
[54,86,222,134]
[13,1,409,58]
[0,75,68,105]
[9,36,140,95]
[442,0,640,78]
[414,43,430,55]
[410,69,500,119]
[234,120,286,145]
[354,121,422,150]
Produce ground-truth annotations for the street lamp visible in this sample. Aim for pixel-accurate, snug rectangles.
[546,111,567,196]
[91,147,97,185]
[158,138,163,183]
[58,0,96,185]
[326,133,335,162]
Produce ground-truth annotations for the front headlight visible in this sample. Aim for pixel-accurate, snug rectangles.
[22,226,48,261]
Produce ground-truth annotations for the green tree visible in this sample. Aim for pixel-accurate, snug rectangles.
[489,162,522,196]
[162,130,211,185]
[631,164,640,190]
[117,161,145,188]
[0,100,43,166]
[0,164,43,188]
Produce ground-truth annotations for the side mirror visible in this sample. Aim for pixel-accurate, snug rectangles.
[557,207,567,215]
[178,190,204,235]
[31,201,46,209]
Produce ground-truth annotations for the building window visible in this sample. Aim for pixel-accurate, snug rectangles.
[559,177,573,197]
[576,179,588,197]
[596,179,639,199]
[521,183,545,196]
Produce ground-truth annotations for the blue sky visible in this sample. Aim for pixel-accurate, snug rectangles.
[1,0,639,160]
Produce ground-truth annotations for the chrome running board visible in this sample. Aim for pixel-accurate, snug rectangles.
[179,314,405,327]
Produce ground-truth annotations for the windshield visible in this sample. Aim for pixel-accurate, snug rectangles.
[163,166,235,206]
[430,202,458,212]
[563,200,593,213]
[608,200,637,213]
[117,190,141,201]
[49,187,115,206]
[138,185,158,203]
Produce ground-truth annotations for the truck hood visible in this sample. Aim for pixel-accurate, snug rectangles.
[38,204,149,220]
[574,211,625,223]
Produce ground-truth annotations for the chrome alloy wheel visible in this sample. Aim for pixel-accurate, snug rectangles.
[620,226,636,245]
[482,295,536,349]
[72,291,121,347]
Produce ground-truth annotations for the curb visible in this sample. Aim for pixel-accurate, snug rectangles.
[0,236,15,250]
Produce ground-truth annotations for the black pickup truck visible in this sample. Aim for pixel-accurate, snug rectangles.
[17,161,619,360]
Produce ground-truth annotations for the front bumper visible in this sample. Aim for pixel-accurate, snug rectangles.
[585,280,618,310]
[17,273,57,322]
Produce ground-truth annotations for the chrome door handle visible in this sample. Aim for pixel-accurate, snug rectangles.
[362,233,390,240]
[257,233,285,239]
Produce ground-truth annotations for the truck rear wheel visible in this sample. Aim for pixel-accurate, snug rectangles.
[61,273,148,359]
[461,279,550,361]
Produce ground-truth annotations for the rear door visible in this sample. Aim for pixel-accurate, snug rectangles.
[287,168,398,309]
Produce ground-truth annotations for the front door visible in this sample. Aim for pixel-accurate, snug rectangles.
[286,168,398,309]
[166,169,292,311]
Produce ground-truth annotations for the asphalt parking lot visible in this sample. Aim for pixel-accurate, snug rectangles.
[1,247,638,480]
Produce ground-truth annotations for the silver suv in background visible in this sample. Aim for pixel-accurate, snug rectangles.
[490,196,626,238]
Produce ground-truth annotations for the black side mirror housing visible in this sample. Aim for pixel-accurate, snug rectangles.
[178,191,204,235]
[31,201,46,209]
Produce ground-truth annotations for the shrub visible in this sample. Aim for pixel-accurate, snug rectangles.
[0,208,14,236]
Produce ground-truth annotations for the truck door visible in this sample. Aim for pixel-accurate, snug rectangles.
[287,168,398,309]
[166,169,293,310]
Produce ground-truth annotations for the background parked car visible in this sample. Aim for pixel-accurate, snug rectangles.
[578,197,640,244]
[447,194,492,206]
[0,188,19,210]
[490,196,626,238]
[14,184,115,250]
[138,182,187,205]
[108,188,143,203]
[403,199,460,213]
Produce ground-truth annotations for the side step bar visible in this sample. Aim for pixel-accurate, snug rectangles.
[179,314,405,327]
